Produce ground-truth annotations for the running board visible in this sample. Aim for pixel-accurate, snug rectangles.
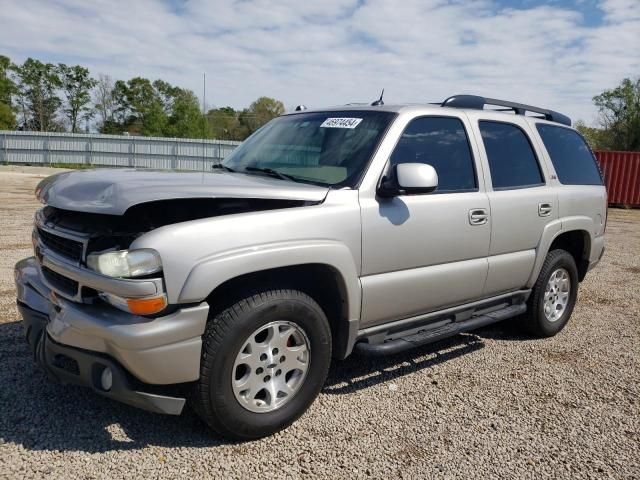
[355,303,526,356]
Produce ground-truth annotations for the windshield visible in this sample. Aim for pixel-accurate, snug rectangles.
[222,110,396,187]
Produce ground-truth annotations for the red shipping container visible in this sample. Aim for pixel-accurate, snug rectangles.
[594,151,640,208]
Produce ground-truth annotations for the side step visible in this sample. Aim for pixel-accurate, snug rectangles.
[355,303,526,356]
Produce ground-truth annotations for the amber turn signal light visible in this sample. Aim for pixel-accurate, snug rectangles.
[126,295,167,315]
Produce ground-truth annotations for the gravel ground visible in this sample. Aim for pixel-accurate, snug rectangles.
[0,166,638,479]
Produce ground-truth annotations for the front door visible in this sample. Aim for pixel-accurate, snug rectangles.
[359,115,491,328]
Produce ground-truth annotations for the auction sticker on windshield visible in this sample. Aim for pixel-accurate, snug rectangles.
[320,117,363,129]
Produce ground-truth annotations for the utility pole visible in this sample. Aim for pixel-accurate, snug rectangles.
[202,72,206,171]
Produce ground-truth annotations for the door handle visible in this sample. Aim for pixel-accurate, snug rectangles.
[469,208,488,226]
[538,203,552,217]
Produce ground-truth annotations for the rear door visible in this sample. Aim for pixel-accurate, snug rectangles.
[467,113,559,297]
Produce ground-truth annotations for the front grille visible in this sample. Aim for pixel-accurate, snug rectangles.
[37,228,84,262]
[42,266,79,297]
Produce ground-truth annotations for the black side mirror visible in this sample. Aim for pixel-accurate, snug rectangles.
[378,173,399,198]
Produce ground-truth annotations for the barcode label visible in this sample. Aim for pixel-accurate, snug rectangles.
[320,117,363,129]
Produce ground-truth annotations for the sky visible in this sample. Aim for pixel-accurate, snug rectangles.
[0,0,638,124]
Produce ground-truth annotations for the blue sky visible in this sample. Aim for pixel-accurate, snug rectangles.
[0,0,638,124]
[494,0,606,25]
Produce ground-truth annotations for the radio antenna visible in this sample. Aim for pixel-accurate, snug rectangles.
[371,89,384,106]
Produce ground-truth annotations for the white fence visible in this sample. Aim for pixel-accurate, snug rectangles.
[0,131,241,171]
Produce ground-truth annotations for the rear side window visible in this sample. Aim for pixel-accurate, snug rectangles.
[390,116,477,192]
[536,124,603,185]
[479,121,543,189]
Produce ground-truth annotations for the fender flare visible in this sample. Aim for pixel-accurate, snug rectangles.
[178,239,361,324]
[526,216,594,287]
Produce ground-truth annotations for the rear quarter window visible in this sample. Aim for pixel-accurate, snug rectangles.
[536,124,603,185]
[479,121,543,189]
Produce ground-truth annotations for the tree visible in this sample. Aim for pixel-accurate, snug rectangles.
[108,77,163,135]
[11,58,62,131]
[0,55,15,106]
[0,55,16,130]
[593,78,640,151]
[108,77,209,138]
[153,79,182,113]
[575,121,611,151]
[123,77,165,135]
[166,89,208,138]
[57,64,97,132]
[109,79,132,132]
[3,54,287,138]
[93,74,117,133]
[207,106,249,140]
[240,96,285,134]
[0,102,15,129]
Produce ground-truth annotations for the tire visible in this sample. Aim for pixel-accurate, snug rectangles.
[524,249,579,337]
[192,288,332,440]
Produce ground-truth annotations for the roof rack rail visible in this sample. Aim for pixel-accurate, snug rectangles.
[441,94,571,126]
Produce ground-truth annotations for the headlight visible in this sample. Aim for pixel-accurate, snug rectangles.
[87,249,162,278]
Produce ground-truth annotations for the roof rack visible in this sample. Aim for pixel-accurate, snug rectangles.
[441,94,571,126]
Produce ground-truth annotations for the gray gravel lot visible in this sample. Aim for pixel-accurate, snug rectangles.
[0,166,638,479]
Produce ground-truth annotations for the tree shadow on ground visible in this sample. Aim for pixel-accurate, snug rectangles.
[0,318,528,453]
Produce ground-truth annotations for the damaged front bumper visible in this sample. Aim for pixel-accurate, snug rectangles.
[15,257,210,415]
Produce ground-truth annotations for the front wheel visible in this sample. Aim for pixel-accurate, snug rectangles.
[192,289,332,440]
[524,249,579,337]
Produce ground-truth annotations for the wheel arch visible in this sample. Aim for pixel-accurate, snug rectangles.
[548,229,591,281]
[203,263,358,359]
[527,217,594,287]
[178,241,361,359]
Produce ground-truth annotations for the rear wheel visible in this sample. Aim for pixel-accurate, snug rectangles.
[524,249,578,337]
[192,288,331,440]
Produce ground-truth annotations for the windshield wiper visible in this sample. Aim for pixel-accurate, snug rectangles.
[211,163,237,173]
[243,166,300,183]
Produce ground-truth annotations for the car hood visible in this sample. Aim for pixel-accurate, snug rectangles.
[36,168,330,215]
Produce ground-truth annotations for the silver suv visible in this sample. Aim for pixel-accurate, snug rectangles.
[15,95,606,439]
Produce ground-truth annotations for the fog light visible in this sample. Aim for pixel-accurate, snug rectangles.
[101,367,113,391]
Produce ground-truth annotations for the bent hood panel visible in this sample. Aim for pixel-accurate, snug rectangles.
[37,169,330,215]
